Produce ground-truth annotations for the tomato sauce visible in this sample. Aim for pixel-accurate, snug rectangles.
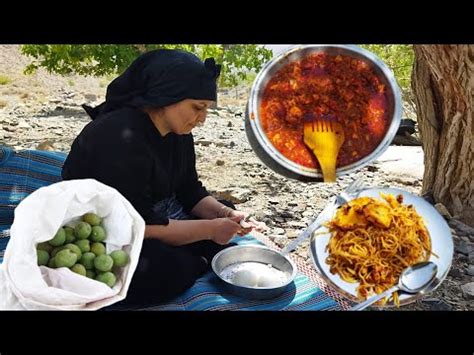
[260,53,391,169]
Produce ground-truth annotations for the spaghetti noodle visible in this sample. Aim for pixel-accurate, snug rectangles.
[325,193,433,306]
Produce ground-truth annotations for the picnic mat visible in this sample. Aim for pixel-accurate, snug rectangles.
[135,233,352,311]
[0,146,65,261]
[0,146,352,310]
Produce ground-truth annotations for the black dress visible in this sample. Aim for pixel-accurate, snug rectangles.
[62,106,234,307]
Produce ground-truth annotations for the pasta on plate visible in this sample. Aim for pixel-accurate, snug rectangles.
[324,193,435,306]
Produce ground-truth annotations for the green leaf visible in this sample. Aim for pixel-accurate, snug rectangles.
[20,44,273,88]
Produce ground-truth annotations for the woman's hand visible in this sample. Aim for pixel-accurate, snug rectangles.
[227,210,268,235]
[209,216,242,245]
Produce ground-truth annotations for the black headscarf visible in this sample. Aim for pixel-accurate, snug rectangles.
[83,49,221,120]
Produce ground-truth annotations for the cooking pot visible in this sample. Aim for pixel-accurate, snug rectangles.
[245,44,403,181]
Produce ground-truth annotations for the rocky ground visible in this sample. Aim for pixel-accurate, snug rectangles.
[1,45,472,310]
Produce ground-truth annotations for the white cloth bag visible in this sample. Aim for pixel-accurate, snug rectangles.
[0,179,145,310]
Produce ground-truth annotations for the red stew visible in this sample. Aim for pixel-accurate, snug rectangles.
[260,53,390,169]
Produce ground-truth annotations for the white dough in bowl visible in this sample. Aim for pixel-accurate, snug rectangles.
[232,269,259,287]
[257,271,286,287]
[221,262,288,288]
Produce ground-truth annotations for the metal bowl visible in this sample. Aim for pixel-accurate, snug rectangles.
[246,44,403,179]
[211,245,297,300]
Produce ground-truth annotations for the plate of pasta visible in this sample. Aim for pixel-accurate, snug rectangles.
[309,187,453,307]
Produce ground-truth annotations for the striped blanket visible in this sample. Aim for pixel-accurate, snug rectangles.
[136,234,345,311]
[0,146,66,261]
[0,145,350,310]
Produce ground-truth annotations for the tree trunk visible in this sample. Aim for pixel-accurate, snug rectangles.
[412,45,473,226]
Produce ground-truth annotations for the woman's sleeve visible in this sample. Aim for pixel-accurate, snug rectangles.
[80,124,169,225]
[176,135,210,213]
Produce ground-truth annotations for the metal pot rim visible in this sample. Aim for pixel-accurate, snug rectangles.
[211,244,298,290]
[247,44,403,178]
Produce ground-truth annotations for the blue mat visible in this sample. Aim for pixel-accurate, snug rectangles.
[137,235,341,311]
[0,146,66,262]
[0,146,342,310]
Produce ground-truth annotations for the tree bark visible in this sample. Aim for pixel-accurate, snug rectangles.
[412,45,473,226]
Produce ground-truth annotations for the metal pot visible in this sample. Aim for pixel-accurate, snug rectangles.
[246,44,403,180]
[211,245,297,300]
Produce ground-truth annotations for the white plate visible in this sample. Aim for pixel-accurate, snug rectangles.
[309,187,454,307]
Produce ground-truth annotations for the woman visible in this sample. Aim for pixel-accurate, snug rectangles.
[62,49,261,307]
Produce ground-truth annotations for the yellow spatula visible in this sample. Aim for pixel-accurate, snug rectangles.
[303,119,345,183]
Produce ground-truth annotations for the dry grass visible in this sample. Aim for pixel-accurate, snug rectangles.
[0,75,11,85]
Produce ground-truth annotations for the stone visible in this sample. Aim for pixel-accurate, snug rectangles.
[286,230,301,239]
[271,228,285,235]
[455,241,472,255]
[434,203,452,219]
[468,252,474,264]
[84,93,97,102]
[449,268,464,278]
[421,298,452,311]
[213,188,252,204]
[460,282,474,300]
[287,221,307,228]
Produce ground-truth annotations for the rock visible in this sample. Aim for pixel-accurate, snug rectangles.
[466,265,474,276]
[195,140,212,146]
[269,235,287,248]
[468,252,474,264]
[227,121,233,128]
[252,211,266,220]
[84,94,97,102]
[455,241,472,255]
[216,160,225,166]
[448,218,474,236]
[460,282,474,300]
[212,188,252,204]
[287,221,307,228]
[36,140,55,151]
[421,298,452,311]
[262,210,274,217]
[3,126,17,132]
[271,227,285,235]
[261,218,274,226]
[286,230,301,239]
[391,133,421,146]
[449,268,464,278]
[434,203,452,219]
[421,192,435,204]
[17,121,31,129]
[279,211,294,219]
[268,198,279,205]
[389,176,418,186]
[273,216,285,224]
